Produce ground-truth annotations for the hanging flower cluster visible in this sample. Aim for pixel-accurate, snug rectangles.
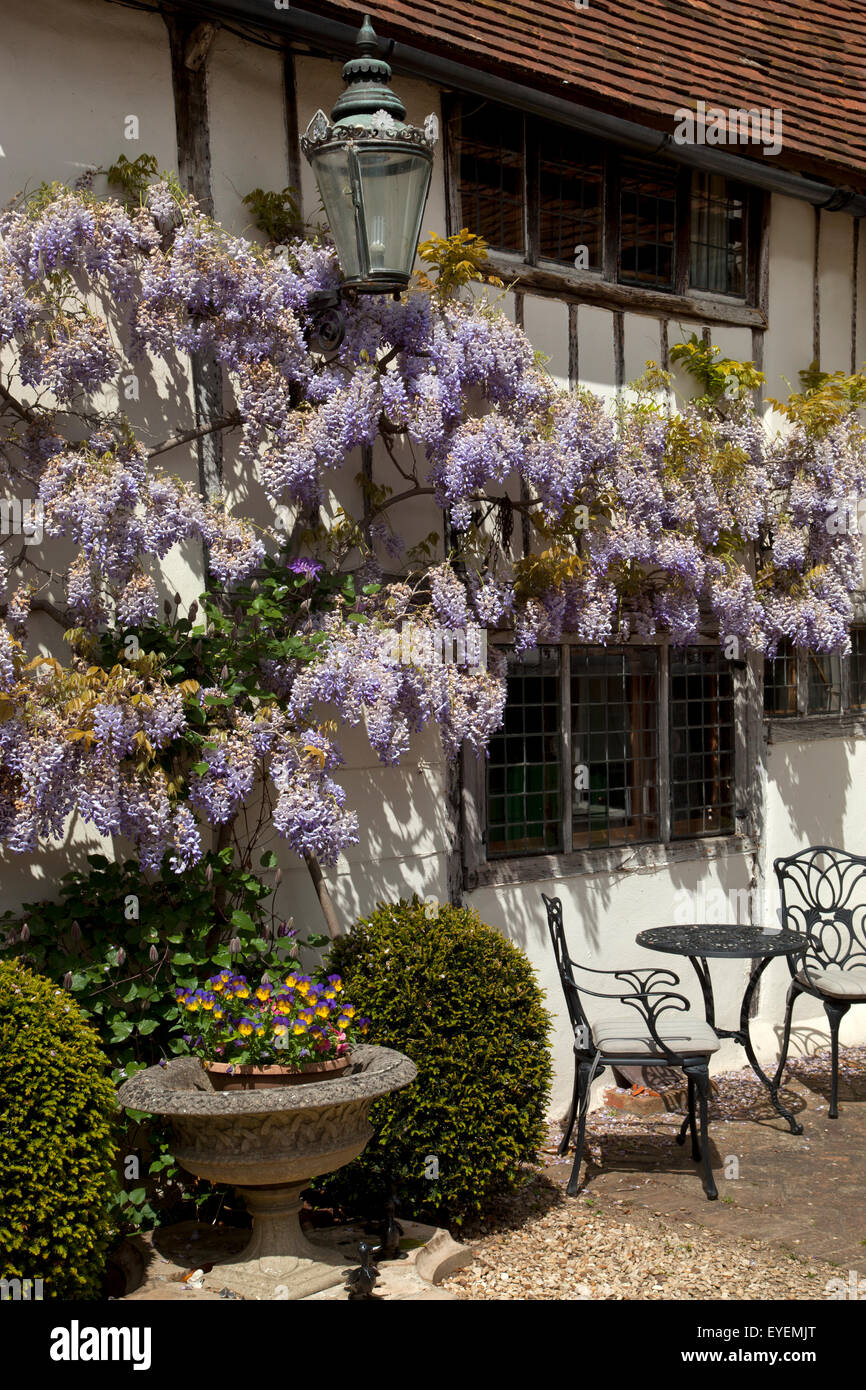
[0,176,863,873]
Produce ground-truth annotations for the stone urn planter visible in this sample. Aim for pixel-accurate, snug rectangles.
[117,1044,416,1300]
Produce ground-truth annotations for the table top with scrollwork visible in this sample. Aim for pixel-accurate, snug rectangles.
[635,924,808,959]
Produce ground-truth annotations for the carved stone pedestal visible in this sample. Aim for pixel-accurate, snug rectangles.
[216,1183,350,1299]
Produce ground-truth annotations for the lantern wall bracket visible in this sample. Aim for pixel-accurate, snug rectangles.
[307,288,347,356]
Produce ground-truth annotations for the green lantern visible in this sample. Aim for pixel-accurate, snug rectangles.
[302,14,438,295]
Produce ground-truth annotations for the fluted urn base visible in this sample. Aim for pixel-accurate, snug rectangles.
[217,1183,351,1299]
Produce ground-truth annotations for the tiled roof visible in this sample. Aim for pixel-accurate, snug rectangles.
[309,1,866,190]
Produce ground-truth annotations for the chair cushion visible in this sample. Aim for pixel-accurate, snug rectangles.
[795,966,866,1001]
[590,1013,720,1057]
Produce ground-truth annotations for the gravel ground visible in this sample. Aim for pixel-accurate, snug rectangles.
[441,1188,836,1299]
[442,1046,866,1301]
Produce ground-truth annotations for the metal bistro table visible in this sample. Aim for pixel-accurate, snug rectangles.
[635,924,808,1135]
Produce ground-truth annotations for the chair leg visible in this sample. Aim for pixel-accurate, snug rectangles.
[772,981,802,1091]
[687,1073,701,1162]
[676,1075,700,1157]
[566,1062,593,1197]
[824,1000,851,1119]
[559,1058,581,1156]
[685,1062,717,1200]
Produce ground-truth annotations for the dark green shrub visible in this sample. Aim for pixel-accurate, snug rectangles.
[318,898,552,1223]
[0,848,304,1230]
[0,958,119,1298]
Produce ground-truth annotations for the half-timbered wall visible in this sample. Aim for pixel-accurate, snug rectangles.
[2,0,865,1113]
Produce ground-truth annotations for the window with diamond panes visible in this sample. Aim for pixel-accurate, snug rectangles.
[689,172,746,297]
[670,649,735,839]
[571,647,659,849]
[486,646,562,857]
[764,641,798,716]
[619,157,677,290]
[536,122,603,270]
[452,98,757,303]
[457,101,525,255]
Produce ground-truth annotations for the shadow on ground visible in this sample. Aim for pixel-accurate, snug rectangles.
[537,1046,866,1270]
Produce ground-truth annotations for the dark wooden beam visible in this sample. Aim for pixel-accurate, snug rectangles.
[282,47,302,215]
[484,253,767,328]
[568,301,579,388]
[813,206,822,366]
[163,8,223,504]
[852,218,860,374]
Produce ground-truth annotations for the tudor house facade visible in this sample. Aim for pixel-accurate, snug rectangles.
[3,0,866,1110]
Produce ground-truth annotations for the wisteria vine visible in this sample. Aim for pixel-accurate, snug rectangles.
[0,173,864,894]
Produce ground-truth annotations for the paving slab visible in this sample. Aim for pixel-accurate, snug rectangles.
[122,1217,472,1301]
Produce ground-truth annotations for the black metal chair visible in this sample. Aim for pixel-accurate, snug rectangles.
[773,846,866,1117]
[542,893,720,1200]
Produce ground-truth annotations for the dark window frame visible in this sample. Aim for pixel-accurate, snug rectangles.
[444,93,766,324]
[473,638,746,885]
[765,629,866,720]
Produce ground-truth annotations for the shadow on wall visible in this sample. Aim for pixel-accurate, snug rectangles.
[468,853,755,965]
[768,737,858,853]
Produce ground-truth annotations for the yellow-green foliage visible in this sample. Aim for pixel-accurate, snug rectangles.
[416,229,503,299]
[767,361,866,434]
[0,959,119,1298]
[669,332,764,401]
[319,899,552,1222]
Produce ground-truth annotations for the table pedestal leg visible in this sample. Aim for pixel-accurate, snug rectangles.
[740,957,803,1135]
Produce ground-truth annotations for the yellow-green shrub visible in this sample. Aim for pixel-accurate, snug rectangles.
[0,959,119,1298]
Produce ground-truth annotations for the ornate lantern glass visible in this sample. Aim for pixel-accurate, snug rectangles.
[302,15,438,294]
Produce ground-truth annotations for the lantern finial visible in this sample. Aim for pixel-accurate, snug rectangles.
[330,15,406,126]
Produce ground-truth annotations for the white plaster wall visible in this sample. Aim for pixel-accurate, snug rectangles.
[524,295,569,390]
[761,737,866,1061]
[819,211,854,374]
[576,304,617,401]
[207,31,289,236]
[623,311,662,389]
[0,0,177,196]
[762,194,816,433]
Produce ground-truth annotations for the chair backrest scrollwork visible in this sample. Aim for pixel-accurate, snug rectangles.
[774,845,866,977]
[541,893,590,1036]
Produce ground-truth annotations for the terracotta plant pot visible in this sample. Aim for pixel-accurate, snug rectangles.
[206,1057,352,1091]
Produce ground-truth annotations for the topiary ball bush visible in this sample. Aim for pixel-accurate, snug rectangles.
[0,958,119,1297]
[318,898,552,1223]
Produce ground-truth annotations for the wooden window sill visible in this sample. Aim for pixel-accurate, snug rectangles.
[484,253,766,328]
[465,832,757,890]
